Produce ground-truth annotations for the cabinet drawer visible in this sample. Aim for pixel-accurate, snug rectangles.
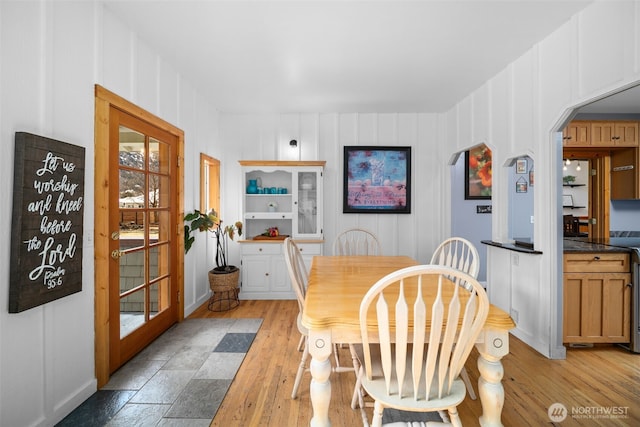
[564,253,629,273]
[295,242,323,255]
[241,242,283,255]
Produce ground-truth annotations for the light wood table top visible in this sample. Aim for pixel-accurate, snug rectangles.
[302,255,515,332]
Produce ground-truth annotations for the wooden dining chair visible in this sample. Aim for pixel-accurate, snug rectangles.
[333,227,383,256]
[284,237,359,399]
[356,265,490,427]
[283,238,310,399]
[332,228,383,372]
[430,237,480,400]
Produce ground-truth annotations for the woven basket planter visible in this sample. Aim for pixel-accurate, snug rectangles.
[207,266,240,311]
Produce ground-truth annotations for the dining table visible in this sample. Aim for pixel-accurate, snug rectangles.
[301,255,516,427]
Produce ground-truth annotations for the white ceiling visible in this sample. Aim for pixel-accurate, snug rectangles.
[104,0,596,114]
[577,84,640,114]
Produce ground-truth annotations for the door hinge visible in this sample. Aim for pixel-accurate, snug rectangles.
[177,155,181,167]
[177,290,181,303]
[590,218,597,225]
[591,168,596,176]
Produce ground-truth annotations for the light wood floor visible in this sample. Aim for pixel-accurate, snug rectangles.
[190,300,640,427]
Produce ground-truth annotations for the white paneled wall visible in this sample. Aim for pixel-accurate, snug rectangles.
[0,2,220,426]
[220,112,446,262]
[451,0,640,359]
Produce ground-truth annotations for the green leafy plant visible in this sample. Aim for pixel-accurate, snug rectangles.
[184,209,243,272]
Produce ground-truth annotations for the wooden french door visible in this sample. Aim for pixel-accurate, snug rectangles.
[108,107,179,372]
[94,85,184,385]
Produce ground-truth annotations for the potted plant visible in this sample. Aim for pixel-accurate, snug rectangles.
[184,209,243,304]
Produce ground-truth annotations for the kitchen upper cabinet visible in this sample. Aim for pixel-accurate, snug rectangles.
[563,253,631,344]
[611,147,639,199]
[562,120,638,147]
[562,121,591,146]
[590,121,638,147]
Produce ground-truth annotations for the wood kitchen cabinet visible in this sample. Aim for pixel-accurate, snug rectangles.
[563,252,631,344]
[562,120,638,147]
[562,121,591,146]
[611,147,639,199]
[590,121,638,147]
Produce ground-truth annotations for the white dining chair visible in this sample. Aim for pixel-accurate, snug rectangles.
[356,265,490,427]
[331,228,383,376]
[284,237,359,399]
[430,237,480,400]
[333,227,383,256]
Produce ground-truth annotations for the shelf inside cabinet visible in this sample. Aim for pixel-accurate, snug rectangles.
[244,212,293,219]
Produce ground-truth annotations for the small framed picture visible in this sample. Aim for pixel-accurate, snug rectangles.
[516,158,527,174]
[516,177,528,193]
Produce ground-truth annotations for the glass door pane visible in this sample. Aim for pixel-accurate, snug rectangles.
[297,171,318,235]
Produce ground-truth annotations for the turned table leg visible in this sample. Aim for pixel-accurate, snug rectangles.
[475,329,510,427]
[308,329,333,427]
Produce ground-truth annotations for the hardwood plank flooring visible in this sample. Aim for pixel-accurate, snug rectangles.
[189,300,640,426]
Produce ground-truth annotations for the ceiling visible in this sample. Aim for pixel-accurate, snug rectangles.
[104,0,596,114]
[576,84,640,114]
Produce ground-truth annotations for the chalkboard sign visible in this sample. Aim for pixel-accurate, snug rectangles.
[9,132,85,313]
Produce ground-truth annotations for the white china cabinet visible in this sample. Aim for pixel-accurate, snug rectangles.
[238,161,325,299]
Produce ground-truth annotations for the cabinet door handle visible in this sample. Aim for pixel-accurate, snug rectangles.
[626,283,633,288]
[593,256,600,260]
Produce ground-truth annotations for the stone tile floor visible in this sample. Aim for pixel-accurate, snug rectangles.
[56,318,262,427]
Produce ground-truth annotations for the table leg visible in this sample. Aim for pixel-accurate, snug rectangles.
[475,330,510,427]
[308,329,333,427]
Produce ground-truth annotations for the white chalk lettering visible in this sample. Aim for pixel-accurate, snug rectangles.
[36,152,65,176]
[55,193,83,214]
[33,174,79,195]
[40,215,72,235]
[27,194,53,215]
[28,234,77,281]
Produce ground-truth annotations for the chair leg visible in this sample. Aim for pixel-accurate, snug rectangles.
[292,336,309,399]
[334,343,341,367]
[459,366,477,400]
[297,334,304,352]
[371,401,384,427]
[352,366,370,426]
[448,406,462,427]
[437,410,450,423]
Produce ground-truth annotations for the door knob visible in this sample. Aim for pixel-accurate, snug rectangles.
[111,250,124,260]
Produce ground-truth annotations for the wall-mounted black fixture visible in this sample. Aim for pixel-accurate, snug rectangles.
[289,139,298,147]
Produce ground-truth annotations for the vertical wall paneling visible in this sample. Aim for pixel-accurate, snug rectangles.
[456,97,472,153]
[538,21,574,130]
[578,1,627,98]
[472,84,490,143]
[1,2,220,425]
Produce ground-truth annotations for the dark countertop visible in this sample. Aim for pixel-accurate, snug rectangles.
[563,237,633,253]
[481,240,543,254]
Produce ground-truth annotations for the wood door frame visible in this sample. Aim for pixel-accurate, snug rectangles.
[563,149,610,239]
[94,85,184,387]
[200,153,220,214]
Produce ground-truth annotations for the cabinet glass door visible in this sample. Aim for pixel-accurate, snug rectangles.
[295,168,322,238]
